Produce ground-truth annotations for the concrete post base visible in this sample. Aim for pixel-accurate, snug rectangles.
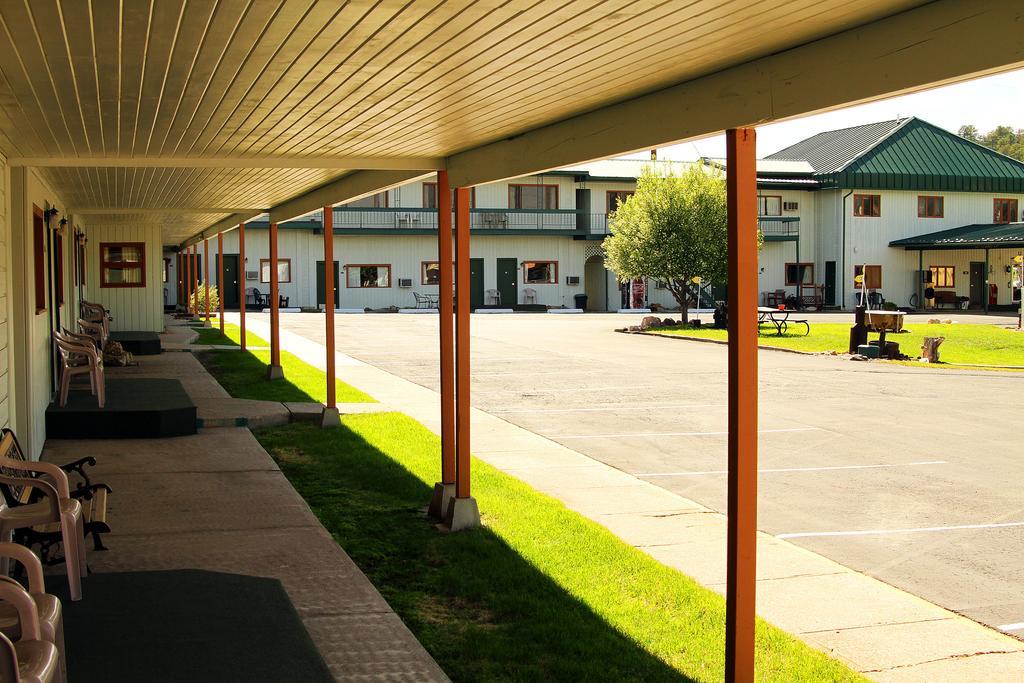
[319,406,341,428]
[266,365,285,380]
[444,496,480,532]
[427,482,456,519]
[203,318,212,328]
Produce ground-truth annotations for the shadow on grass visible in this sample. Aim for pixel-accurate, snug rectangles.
[195,349,320,403]
[192,325,238,346]
[258,420,693,683]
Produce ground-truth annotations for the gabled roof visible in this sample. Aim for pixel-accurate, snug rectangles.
[765,117,1024,193]
[889,222,1024,250]
[765,119,907,174]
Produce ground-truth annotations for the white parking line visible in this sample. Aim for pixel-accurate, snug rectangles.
[551,427,822,440]
[779,521,1024,539]
[999,622,1024,632]
[492,403,725,414]
[638,460,947,477]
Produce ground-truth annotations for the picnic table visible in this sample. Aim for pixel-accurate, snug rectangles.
[757,307,810,336]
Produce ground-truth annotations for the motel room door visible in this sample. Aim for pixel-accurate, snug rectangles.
[469,258,485,310]
[969,262,985,308]
[316,260,340,308]
[496,258,518,307]
[824,261,836,307]
[220,254,240,309]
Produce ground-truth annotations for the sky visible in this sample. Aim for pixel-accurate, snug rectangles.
[626,68,1024,161]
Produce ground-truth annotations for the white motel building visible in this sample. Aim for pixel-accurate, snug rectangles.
[170,117,1024,314]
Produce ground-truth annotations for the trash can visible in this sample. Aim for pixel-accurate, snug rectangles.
[574,293,588,310]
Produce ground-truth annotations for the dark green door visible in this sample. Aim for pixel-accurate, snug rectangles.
[496,258,518,307]
[824,261,836,306]
[220,254,240,309]
[316,260,340,308]
[470,258,485,311]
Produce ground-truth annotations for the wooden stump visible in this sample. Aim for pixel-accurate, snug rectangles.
[921,336,945,363]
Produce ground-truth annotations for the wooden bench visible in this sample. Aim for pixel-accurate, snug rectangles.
[932,290,966,309]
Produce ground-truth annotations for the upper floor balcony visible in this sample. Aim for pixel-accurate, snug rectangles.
[759,216,800,241]
[276,207,611,235]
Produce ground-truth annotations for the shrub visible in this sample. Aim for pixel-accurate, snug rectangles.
[189,283,220,313]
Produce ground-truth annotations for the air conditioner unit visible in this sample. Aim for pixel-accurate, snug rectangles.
[919,269,933,284]
[245,270,259,280]
[783,201,799,211]
[398,278,413,288]
[566,275,580,286]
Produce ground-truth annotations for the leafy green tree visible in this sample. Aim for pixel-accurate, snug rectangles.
[959,124,1024,161]
[603,165,759,323]
[189,283,220,317]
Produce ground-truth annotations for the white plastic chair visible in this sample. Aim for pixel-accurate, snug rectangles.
[0,584,59,682]
[0,543,65,682]
[0,433,87,602]
[485,289,501,305]
[53,332,105,408]
[523,288,537,304]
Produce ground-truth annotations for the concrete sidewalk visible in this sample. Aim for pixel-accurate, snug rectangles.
[44,338,448,681]
[235,313,1024,682]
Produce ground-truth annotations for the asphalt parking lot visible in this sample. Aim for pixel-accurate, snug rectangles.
[275,311,1024,637]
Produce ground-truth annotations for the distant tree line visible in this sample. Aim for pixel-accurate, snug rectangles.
[958,125,1024,161]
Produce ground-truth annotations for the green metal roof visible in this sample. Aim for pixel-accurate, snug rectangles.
[889,222,1024,250]
[765,119,905,174]
[766,118,1024,193]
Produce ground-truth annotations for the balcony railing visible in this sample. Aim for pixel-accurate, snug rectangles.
[293,207,609,232]
[758,216,800,238]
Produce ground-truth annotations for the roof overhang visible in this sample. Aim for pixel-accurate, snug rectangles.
[889,223,1024,250]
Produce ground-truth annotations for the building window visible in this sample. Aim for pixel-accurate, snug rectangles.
[994,198,1018,223]
[100,242,146,288]
[33,207,45,313]
[758,195,782,216]
[929,265,955,288]
[785,262,814,286]
[509,184,558,209]
[347,264,391,288]
[853,264,882,289]
[343,192,389,208]
[853,194,881,217]
[523,260,557,284]
[917,196,944,218]
[422,183,475,209]
[259,258,292,283]
[421,261,440,285]
[606,190,634,213]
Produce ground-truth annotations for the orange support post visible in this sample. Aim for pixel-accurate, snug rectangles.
[238,221,247,352]
[218,232,225,333]
[184,247,190,313]
[193,244,200,315]
[188,244,196,314]
[321,205,339,426]
[725,127,759,683]
[428,171,457,519]
[446,186,480,531]
[203,237,211,325]
[177,252,183,306]
[267,221,283,379]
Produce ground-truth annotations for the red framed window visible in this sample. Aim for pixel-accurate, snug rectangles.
[343,192,389,208]
[100,242,146,288]
[421,261,440,285]
[606,190,634,213]
[523,260,558,284]
[509,184,558,209]
[422,183,475,209]
[929,265,955,288]
[758,195,783,216]
[853,194,881,217]
[259,258,292,283]
[853,264,882,289]
[32,206,45,313]
[917,196,944,218]
[346,264,391,288]
[785,262,814,286]
[994,198,1018,223]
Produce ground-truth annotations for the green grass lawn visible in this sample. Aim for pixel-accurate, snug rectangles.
[195,323,374,403]
[191,321,266,347]
[257,414,864,682]
[652,322,1024,366]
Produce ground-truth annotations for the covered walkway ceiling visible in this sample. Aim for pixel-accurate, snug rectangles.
[0,0,1020,244]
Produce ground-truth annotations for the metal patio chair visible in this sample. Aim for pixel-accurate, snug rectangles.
[413,292,438,309]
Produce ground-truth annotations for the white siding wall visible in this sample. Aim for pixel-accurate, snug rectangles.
[164,248,177,306]
[219,229,588,309]
[843,189,1024,308]
[86,225,164,332]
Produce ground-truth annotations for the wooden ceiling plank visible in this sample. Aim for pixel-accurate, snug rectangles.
[136,0,189,155]
[118,0,155,154]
